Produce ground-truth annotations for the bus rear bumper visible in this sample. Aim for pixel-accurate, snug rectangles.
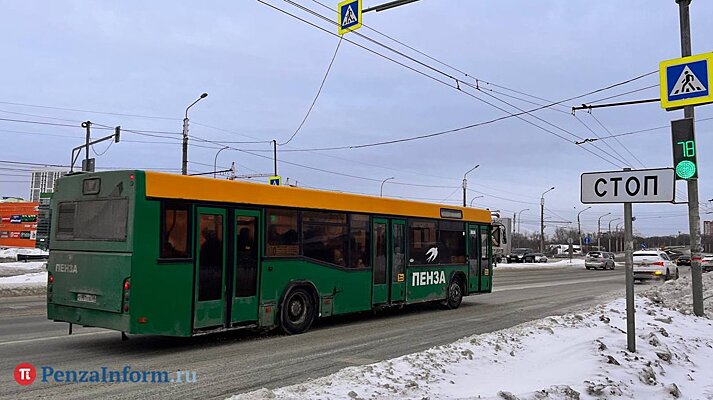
[48,303,131,333]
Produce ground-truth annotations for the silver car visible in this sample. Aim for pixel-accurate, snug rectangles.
[585,251,615,270]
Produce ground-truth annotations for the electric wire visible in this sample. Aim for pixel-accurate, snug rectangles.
[280,36,343,145]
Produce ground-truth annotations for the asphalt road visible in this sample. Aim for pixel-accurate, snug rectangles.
[0,266,629,400]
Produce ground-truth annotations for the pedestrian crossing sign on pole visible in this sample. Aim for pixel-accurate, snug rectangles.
[269,176,281,186]
[337,0,362,35]
[660,52,713,110]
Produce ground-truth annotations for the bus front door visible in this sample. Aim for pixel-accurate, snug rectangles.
[194,207,227,329]
[372,218,389,305]
[390,219,406,303]
[468,224,480,293]
[479,226,493,292]
[231,210,261,325]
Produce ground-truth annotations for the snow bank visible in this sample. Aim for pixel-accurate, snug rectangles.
[0,247,48,261]
[0,261,47,277]
[496,258,585,271]
[0,272,47,297]
[231,284,713,399]
[641,271,713,318]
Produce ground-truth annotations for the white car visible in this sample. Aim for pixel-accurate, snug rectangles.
[702,254,713,273]
[633,250,679,281]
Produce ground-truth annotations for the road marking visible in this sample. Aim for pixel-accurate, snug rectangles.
[0,331,109,347]
[494,276,618,292]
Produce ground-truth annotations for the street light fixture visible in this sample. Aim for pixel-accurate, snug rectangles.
[462,164,480,207]
[597,212,612,250]
[608,217,621,253]
[577,206,592,251]
[213,146,230,179]
[469,195,484,207]
[380,177,395,197]
[516,208,529,248]
[182,92,208,175]
[540,187,555,252]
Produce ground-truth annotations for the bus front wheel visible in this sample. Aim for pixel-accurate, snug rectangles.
[280,288,316,335]
[443,277,464,310]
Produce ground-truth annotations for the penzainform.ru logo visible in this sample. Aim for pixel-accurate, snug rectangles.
[14,363,196,386]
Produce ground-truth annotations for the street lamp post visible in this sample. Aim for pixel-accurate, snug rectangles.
[462,165,480,207]
[577,206,592,252]
[608,218,620,253]
[469,195,484,207]
[213,146,230,178]
[516,208,529,248]
[616,222,623,252]
[597,212,612,250]
[182,92,208,175]
[380,177,395,197]
[540,187,555,253]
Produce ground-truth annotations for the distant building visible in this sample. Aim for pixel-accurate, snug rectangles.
[704,221,713,236]
[29,169,65,202]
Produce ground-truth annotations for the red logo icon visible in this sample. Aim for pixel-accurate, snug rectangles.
[14,363,36,386]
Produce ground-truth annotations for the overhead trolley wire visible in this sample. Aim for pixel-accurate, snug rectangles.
[280,35,344,146]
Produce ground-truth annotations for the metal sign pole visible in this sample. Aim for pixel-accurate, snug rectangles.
[624,200,636,352]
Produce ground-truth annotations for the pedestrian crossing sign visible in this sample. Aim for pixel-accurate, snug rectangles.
[660,52,713,110]
[338,0,362,35]
[269,176,281,186]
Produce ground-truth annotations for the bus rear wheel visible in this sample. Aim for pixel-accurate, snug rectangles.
[443,277,464,310]
[280,288,316,335]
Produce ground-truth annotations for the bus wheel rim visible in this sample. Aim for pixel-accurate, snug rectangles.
[288,293,307,323]
[450,282,461,301]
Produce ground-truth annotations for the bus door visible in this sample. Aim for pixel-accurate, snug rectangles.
[230,210,261,325]
[194,207,227,329]
[390,219,406,302]
[468,224,480,293]
[372,218,389,305]
[480,225,493,292]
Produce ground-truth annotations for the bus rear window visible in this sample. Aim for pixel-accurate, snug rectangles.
[56,199,128,241]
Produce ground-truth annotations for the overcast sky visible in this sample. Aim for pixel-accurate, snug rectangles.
[1,0,712,236]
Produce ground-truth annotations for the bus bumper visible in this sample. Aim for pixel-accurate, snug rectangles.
[48,303,131,333]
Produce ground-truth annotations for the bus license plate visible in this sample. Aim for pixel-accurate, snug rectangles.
[76,294,97,303]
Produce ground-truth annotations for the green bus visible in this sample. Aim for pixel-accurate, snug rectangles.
[47,170,496,336]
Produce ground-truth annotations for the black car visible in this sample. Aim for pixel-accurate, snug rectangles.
[507,248,534,263]
[676,255,691,266]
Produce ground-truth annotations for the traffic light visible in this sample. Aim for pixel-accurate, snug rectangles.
[671,118,697,180]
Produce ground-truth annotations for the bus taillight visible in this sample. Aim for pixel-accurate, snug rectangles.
[122,278,130,312]
[48,273,54,284]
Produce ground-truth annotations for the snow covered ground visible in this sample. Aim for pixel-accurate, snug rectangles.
[0,247,48,261]
[232,274,713,400]
[0,254,47,296]
[495,258,587,271]
[0,260,47,277]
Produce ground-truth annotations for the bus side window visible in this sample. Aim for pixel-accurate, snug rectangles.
[161,203,191,259]
[266,209,299,257]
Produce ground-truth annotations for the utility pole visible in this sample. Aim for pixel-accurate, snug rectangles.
[540,187,554,253]
[676,0,704,317]
[273,140,278,176]
[462,165,479,207]
[182,93,208,175]
[577,206,592,253]
[597,212,611,250]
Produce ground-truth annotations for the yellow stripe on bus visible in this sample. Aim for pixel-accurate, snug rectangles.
[145,171,491,223]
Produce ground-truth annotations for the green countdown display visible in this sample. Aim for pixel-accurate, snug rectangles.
[671,118,698,180]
